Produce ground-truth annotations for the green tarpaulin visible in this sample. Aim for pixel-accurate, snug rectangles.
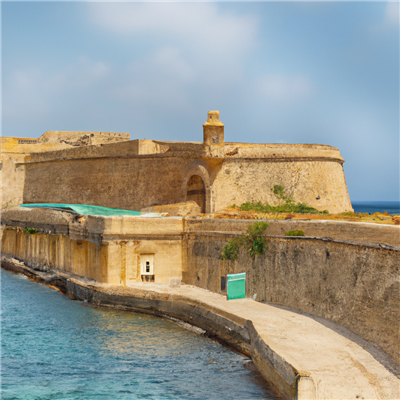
[20,203,141,217]
[227,272,246,300]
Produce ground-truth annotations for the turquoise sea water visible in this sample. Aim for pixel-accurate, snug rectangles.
[1,269,279,400]
[352,201,399,215]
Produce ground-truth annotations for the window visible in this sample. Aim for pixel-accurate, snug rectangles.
[140,254,154,276]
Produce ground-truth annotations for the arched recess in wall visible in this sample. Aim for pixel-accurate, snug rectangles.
[186,175,206,213]
[184,165,211,213]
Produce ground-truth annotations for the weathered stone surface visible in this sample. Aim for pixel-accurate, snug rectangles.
[184,217,400,247]
[19,144,352,213]
[184,232,400,367]
[213,159,351,214]
[141,201,201,216]
[169,278,182,288]
[37,131,129,146]
[1,132,130,209]
[1,209,184,285]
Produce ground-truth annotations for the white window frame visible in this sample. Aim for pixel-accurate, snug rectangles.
[140,254,154,276]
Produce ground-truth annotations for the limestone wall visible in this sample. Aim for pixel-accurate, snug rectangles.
[0,208,184,285]
[1,133,130,209]
[213,159,352,214]
[184,218,400,247]
[20,139,352,213]
[22,156,192,210]
[38,131,129,146]
[1,228,103,281]
[222,142,345,162]
[182,223,400,366]
[1,154,27,209]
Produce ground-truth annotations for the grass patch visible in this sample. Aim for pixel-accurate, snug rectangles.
[338,211,371,218]
[236,185,329,215]
[23,227,38,234]
[285,230,305,236]
[222,221,269,261]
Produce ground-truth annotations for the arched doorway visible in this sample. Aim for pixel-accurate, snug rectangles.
[186,175,206,213]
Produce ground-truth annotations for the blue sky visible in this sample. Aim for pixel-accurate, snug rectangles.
[2,1,399,201]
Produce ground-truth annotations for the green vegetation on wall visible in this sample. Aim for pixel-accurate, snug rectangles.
[222,222,269,261]
[23,227,38,234]
[237,185,329,214]
[285,230,305,236]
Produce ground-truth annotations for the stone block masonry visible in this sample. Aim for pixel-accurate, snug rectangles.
[2,111,353,213]
[1,131,130,209]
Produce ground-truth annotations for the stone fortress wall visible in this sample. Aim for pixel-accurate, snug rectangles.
[182,218,400,367]
[1,209,183,285]
[1,132,130,209]
[2,111,353,214]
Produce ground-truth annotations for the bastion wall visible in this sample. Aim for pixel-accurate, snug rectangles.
[20,139,352,214]
[1,208,183,285]
[183,235,399,367]
[1,132,130,209]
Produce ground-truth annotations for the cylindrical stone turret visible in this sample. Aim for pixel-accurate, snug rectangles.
[203,111,224,146]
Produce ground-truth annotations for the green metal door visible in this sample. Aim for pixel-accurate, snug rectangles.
[227,273,246,300]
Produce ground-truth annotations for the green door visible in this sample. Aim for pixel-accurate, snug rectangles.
[227,273,246,300]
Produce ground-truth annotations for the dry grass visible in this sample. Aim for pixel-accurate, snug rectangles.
[214,208,399,225]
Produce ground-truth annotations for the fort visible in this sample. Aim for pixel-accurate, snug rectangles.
[1,112,399,399]
[1,111,352,214]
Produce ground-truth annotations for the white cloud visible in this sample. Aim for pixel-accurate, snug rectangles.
[385,2,399,25]
[88,3,258,82]
[145,47,195,82]
[257,74,314,102]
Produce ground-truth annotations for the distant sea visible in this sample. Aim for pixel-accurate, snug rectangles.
[351,201,400,215]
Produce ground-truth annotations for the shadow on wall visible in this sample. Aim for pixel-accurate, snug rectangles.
[186,175,206,213]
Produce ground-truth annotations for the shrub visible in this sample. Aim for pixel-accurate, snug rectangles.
[221,237,243,260]
[23,227,38,234]
[271,184,286,200]
[285,230,305,236]
[222,221,269,261]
